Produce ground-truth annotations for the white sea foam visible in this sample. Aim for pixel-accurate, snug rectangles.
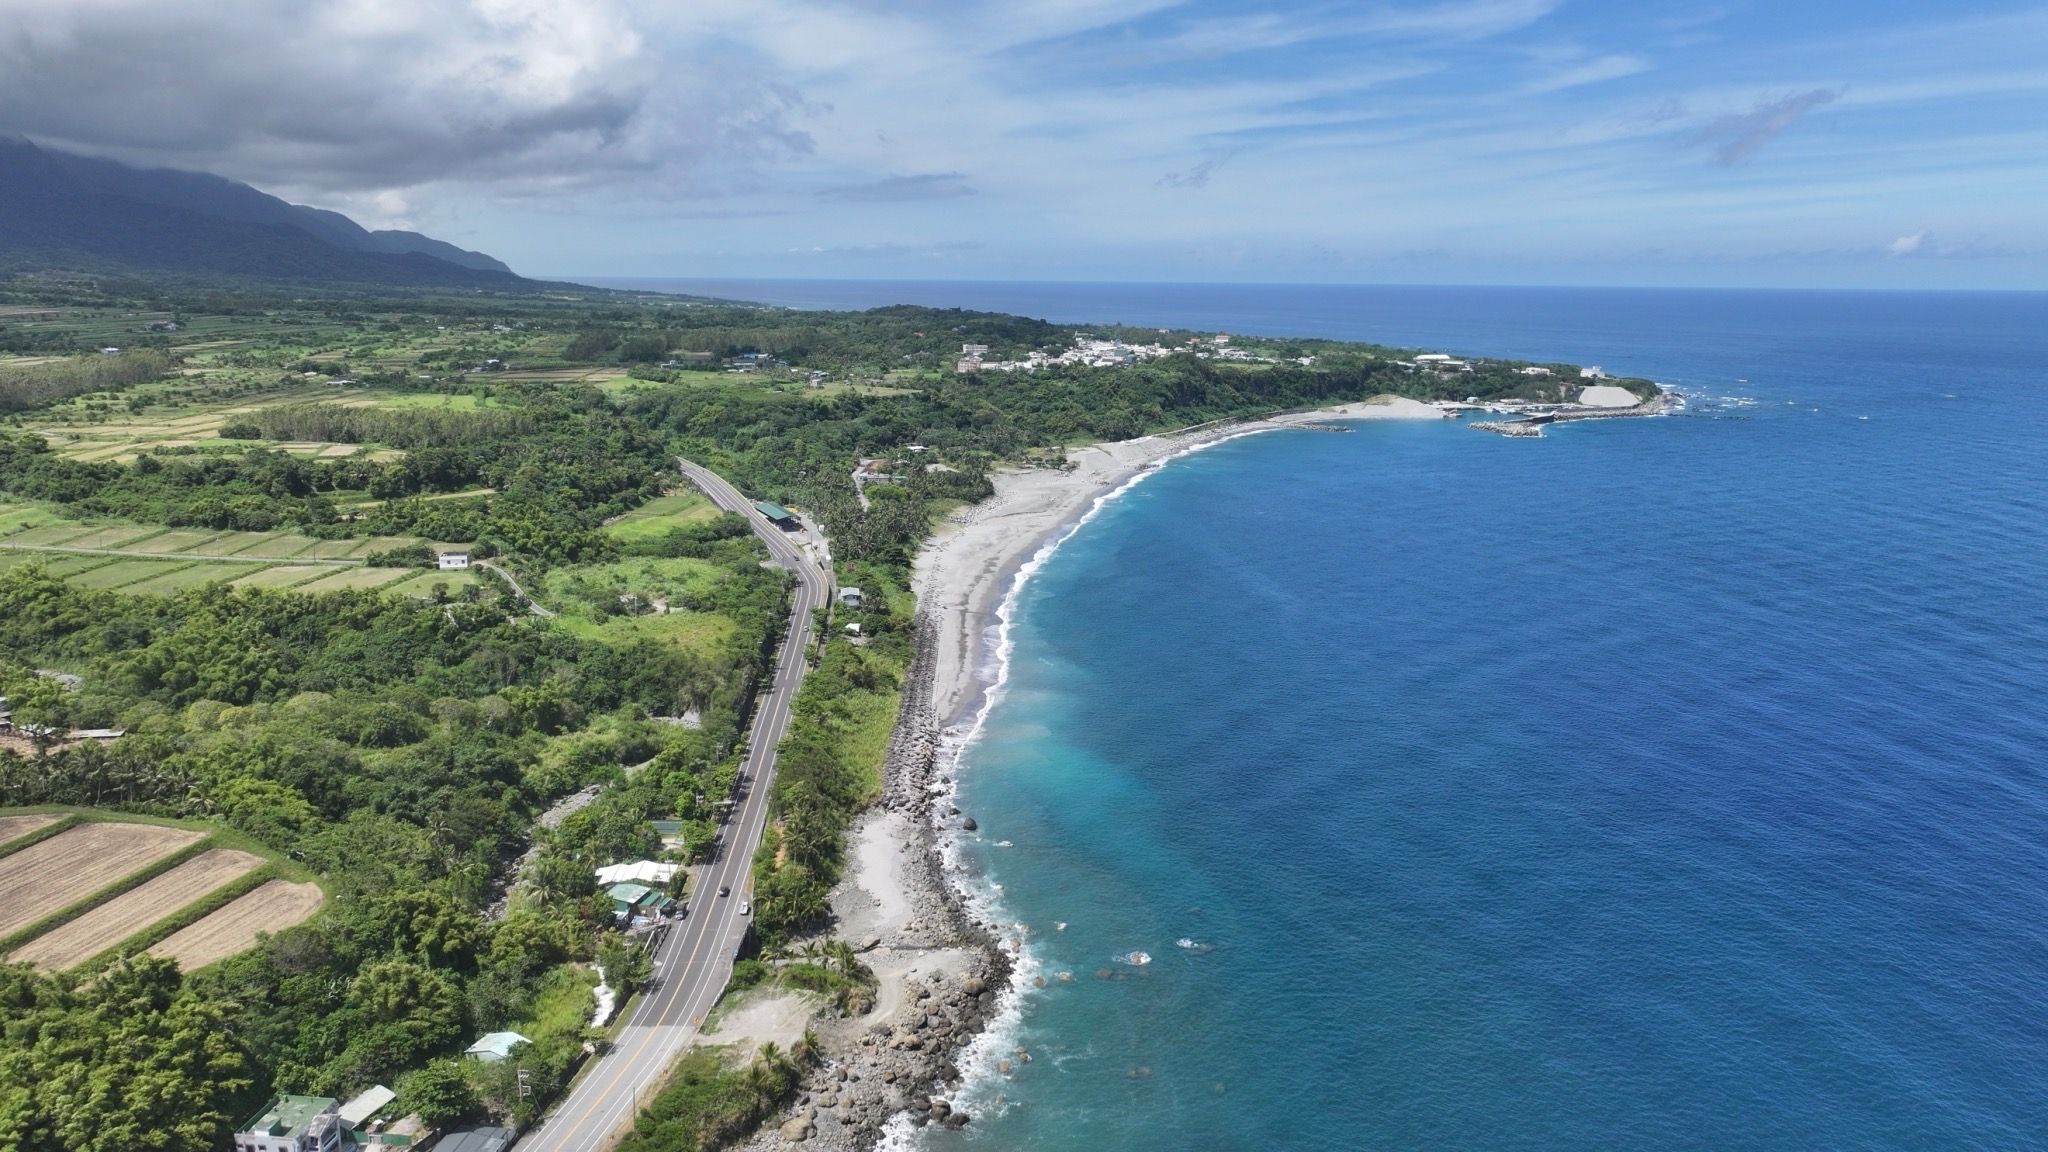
[912,428,1277,1144]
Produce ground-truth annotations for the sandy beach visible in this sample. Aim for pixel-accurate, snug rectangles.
[917,395,1445,727]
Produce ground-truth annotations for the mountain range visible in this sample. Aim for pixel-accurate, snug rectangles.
[0,139,523,288]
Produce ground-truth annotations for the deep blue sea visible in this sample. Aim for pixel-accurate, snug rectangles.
[615,280,2048,1149]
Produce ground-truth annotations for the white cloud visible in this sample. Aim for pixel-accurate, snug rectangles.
[1888,231,1927,256]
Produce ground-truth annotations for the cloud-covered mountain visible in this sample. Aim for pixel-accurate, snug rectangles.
[0,139,518,286]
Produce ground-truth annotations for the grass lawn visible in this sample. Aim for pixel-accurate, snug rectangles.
[604,490,721,543]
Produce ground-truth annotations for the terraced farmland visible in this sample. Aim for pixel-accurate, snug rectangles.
[147,879,326,971]
[0,504,465,598]
[0,822,205,938]
[8,848,264,971]
[0,812,323,972]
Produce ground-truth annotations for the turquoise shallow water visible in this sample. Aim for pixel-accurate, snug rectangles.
[846,286,2048,1152]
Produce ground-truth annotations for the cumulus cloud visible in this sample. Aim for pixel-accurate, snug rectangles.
[1696,87,1841,165]
[821,173,977,201]
[1888,231,1926,256]
[0,0,816,197]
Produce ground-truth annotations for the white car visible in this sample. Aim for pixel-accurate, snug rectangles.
[738,900,752,916]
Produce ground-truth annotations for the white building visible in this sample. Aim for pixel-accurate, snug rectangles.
[437,552,471,571]
[1580,365,1609,379]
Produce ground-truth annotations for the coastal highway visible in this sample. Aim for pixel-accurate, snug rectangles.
[517,459,827,1152]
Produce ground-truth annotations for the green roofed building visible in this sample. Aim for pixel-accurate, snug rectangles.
[753,500,795,525]
[234,1094,351,1152]
[607,881,675,919]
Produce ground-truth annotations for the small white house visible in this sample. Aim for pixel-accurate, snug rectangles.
[438,552,471,571]
[837,587,864,609]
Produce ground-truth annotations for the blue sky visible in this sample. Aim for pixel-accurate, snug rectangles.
[4,0,2046,286]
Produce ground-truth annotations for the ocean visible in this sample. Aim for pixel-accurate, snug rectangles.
[615,280,2048,1149]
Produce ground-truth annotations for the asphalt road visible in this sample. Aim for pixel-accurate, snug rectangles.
[516,460,828,1152]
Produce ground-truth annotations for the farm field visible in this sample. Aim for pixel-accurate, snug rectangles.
[7,848,264,971]
[0,504,480,597]
[230,565,333,589]
[67,559,198,589]
[292,566,413,593]
[23,383,399,463]
[148,879,325,971]
[0,823,206,937]
[118,562,265,594]
[0,813,63,846]
[46,525,167,550]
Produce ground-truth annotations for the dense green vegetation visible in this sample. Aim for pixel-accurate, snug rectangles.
[0,273,1651,1150]
[614,1041,817,1152]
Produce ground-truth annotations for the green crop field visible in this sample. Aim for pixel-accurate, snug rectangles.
[2,523,100,547]
[295,537,368,559]
[229,565,333,590]
[25,553,123,577]
[118,564,264,595]
[47,525,167,550]
[290,567,412,593]
[67,559,194,590]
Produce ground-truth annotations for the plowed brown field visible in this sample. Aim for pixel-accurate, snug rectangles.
[8,848,264,970]
[147,879,324,970]
[0,813,62,847]
[0,823,204,937]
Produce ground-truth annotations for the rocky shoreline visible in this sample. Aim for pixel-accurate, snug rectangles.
[738,612,1012,1151]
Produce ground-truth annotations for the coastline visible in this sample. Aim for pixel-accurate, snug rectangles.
[733,397,1449,1151]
